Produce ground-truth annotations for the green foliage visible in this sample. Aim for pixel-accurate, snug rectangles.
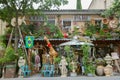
[85,24,99,36]
[0,0,68,22]
[64,45,71,53]
[81,44,95,75]
[64,45,76,71]
[102,0,120,17]
[0,46,17,64]
[54,56,61,64]
[76,0,82,10]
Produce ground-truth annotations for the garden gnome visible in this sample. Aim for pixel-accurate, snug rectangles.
[35,51,40,72]
[59,56,68,77]
[111,49,120,72]
[18,56,26,77]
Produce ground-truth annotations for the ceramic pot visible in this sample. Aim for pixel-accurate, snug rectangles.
[104,64,113,76]
[96,65,104,76]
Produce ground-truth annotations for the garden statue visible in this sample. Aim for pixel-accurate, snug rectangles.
[18,56,26,77]
[104,54,113,65]
[35,51,41,72]
[59,56,68,77]
[70,60,77,76]
[44,36,58,64]
[111,49,120,72]
[104,54,113,76]
[71,60,76,73]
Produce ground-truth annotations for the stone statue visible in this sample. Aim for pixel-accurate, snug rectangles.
[70,60,76,73]
[18,56,26,77]
[111,49,120,72]
[59,56,68,77]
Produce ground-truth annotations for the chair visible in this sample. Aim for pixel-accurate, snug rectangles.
[20,65,31,77]
[48,65,55,77]
[41,64,50,77]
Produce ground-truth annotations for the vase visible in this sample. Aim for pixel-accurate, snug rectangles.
[104,64,113,76]
[96,65,104,76]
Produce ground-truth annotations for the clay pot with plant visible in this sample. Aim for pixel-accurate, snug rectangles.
[95,58,105,76]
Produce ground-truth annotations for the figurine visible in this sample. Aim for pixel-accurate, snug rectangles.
[104,54,113,76]
[59,56,68,77]
[111,48,120,72]
[35,51,41,72]
[18,56,26,77]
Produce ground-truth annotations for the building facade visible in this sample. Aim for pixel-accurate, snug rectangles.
[29,10,104,33]
[88,0,114,9]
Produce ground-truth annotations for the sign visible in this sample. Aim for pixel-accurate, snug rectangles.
[25,36,34,48]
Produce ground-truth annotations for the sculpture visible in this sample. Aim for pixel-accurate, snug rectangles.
[59,56,68,77]
[111,49,120,72]
[18,56,26,77]
[104,54,113,76]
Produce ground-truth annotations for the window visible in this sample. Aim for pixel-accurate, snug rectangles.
[62,20,71,32]
[47,19,55,25]
[74,15,91,21]
[94,19,102,27]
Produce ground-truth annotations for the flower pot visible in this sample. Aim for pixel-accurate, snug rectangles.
[96,65,104,76]
[104,64,113,76]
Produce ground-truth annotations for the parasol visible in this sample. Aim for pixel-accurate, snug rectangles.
[59,39,94,46]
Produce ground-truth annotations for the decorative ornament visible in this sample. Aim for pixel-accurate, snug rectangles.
[91,19,95,25]
[102,18,109,24]
[11,16,26,27]
[47,43,52,48]
[109,19,118,29]
[44,36,58,58]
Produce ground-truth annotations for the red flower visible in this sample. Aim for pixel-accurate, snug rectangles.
[47,43,52,47]
[63,33,68,38]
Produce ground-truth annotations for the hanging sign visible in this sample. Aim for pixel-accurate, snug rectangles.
[25,36,34,48]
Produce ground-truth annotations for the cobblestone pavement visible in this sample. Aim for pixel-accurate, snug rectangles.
[1,76,120,80]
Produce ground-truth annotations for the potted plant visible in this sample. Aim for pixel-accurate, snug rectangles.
[0,41,6,78]
[0,45,17,78]
[95,58,105,76]
[64,45,77,76]
[81,44,95,76]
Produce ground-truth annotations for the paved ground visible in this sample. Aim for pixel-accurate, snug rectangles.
[1,76,120,80]
[1,74,120,80]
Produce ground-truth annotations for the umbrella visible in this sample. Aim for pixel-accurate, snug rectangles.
[59,39,94,46]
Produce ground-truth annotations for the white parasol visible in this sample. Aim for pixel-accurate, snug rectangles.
[59,39,94,46]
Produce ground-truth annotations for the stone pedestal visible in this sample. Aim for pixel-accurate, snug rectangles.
[4,65,16,78]
[70,72,77,77]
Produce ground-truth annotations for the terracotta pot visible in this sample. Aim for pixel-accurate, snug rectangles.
[104,64,113,76]
[96,65,104,76]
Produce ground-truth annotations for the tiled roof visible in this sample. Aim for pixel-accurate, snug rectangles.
[42,9,105,15]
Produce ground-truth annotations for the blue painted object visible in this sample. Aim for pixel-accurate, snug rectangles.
[41,64,55,77]
[49,65,55,77]
[20,65,31,77]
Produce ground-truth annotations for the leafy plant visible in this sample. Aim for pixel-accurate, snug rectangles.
[0,46,17,64]
[64,45,76,72]
[81,44,95,75]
